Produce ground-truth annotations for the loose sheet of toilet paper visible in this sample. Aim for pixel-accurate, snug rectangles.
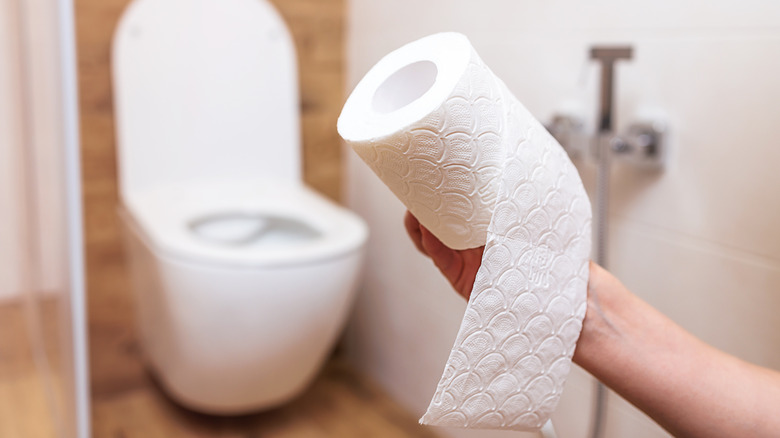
[338,33,591,431]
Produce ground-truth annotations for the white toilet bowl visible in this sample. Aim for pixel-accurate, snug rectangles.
[112,0,368,414]
[120,182,366,413]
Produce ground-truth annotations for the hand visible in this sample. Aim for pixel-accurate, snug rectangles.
[403,211,484,300]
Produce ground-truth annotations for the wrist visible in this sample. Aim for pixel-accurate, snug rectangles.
[572,261,628,371]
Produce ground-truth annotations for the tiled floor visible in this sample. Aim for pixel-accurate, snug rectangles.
[92,358,439,438]
[1,295,439,438]
[0,301,56,438]
[82,245,438,437]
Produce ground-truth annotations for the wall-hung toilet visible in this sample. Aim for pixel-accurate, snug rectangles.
[112,0,367,414]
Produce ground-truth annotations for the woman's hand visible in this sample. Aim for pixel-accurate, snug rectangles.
[403,211,484,300]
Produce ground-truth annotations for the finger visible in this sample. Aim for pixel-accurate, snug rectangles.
[454,246,485,300]
[419,225,459,283]
[404,211,427,255]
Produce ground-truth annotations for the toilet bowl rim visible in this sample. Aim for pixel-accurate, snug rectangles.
[119,181,368,268]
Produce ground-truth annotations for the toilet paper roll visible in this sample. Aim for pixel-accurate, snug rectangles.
[338,33,591,432]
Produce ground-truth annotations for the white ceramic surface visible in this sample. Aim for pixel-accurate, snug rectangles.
[112,0,300,197]
[112,0,368,413]
[120,203,365,413]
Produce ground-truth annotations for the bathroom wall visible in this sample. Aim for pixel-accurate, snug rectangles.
[0,0,23,301]
[344,1,780,437]
[75,0,347,395]
[0,0,89,436]
[0,0,67,302]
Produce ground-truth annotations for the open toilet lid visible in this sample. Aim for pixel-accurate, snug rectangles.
[112,0,301,200]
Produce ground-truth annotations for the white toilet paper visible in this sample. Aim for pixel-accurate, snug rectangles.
[338,33,591,431]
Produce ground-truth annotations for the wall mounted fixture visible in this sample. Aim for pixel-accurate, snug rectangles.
[547,114,666,170]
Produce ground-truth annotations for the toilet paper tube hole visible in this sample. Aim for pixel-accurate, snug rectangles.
[372,60,438,114]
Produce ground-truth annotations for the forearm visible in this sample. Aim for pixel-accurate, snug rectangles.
[573,262,780,438]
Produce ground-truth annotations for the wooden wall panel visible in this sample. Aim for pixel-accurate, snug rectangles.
[75,0,346,397]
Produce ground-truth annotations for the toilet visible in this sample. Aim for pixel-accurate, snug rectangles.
[112,0,367,414]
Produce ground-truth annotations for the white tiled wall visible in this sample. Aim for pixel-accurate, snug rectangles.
[344,2,780,437]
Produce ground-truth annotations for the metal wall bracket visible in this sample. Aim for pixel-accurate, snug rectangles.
[547,114,666,170]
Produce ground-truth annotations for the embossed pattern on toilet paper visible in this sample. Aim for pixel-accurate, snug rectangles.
[340,34,591,432]
[417,77,591,430]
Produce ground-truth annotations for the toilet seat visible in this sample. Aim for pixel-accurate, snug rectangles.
[121,180,367,268]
